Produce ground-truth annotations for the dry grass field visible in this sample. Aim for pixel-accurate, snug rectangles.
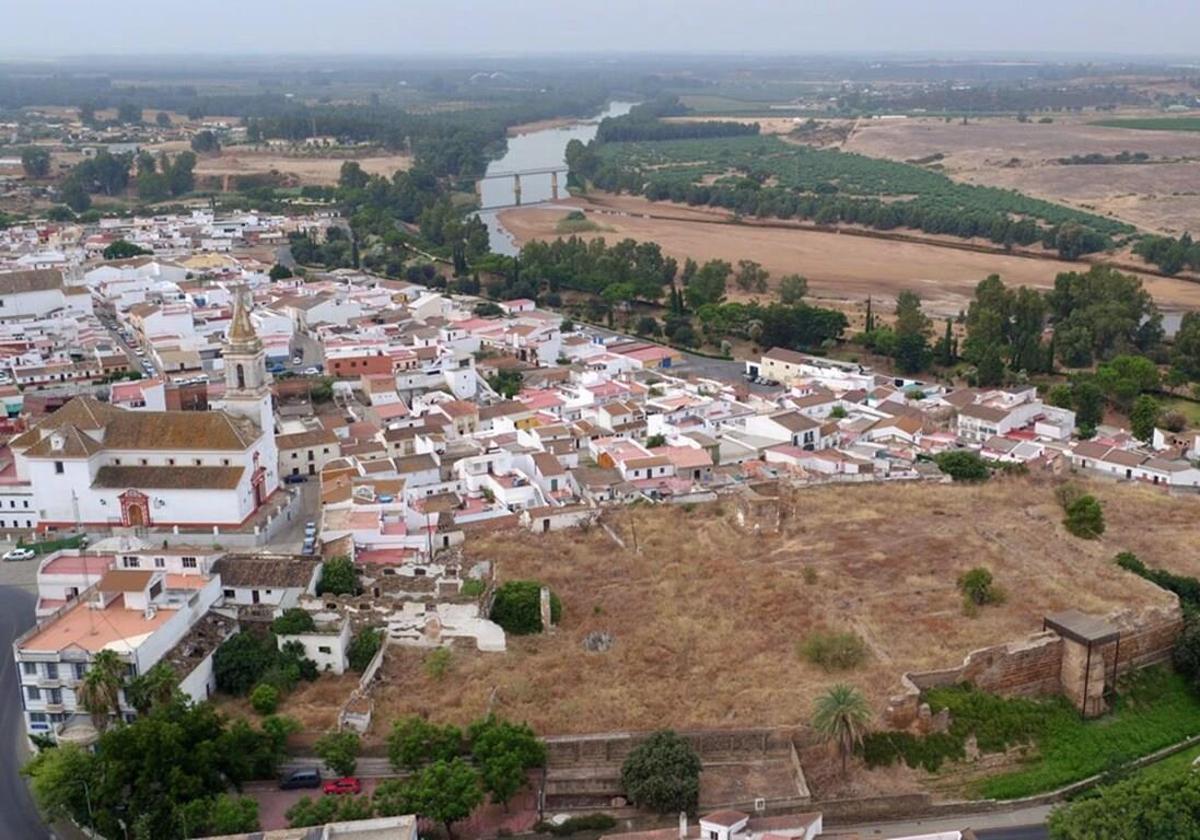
[499,196,1200,317]
[369,477,1185,737]
[844,115,1200,235]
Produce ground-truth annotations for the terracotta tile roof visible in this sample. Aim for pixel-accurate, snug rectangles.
[0,268,63,295]
[97,569,155,592]
[22,425,105,458]
[212,556,319,589]
[93,465,244,490]
[276,428,338,450]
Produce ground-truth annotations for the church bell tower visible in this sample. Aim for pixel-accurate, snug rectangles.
[222,285,274,436]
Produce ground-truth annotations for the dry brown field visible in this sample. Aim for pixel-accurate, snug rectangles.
[367,477,1185,736]
[499,196,1200,317]
[172,147,412,187]
[843,115,1200,235]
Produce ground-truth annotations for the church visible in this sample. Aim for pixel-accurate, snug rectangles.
[8,288,279,530]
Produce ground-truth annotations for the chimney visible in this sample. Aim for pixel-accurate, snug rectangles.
[679,812,688,840]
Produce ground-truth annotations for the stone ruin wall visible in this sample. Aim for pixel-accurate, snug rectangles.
[886,603,1183,729]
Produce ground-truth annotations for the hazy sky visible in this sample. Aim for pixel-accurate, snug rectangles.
[9,0,1200,57]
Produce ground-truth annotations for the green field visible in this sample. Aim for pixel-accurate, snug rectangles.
[1093,117,1200,132]
[1159,396,1200,426]
[976,668,1200,799]
[595,134,1132,237]
[677,94,794,116]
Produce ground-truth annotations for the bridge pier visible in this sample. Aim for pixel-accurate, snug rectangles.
[551,170,559,201]
[513,173,521,206]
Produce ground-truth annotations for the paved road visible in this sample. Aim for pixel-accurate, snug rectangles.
[844,803,1052,839]
[0,586,52,839]
[978,828,1050,840]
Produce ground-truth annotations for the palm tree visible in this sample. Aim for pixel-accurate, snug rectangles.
[125,662,178,715]
[76,650,126,731]
[812,683,873,776]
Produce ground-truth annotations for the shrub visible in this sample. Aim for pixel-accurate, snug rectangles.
[424,648,452,680]
[1054,481,1085,511]
[347,628,383,673]
[214,632,280,696]
[490,581,561,635]
[271,608,316,635]
[250,683,279,715]
[1064,495,1105,539]
[800,631,868,671]
[1173,618,1200,690]
[318,556,359,596]
[534,814,618,836]
[933,450,990,482]
[861,729,966,772]
[460,579,485,598]
[957,567,1004,607]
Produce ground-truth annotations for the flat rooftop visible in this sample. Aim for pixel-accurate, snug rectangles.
[22,595,174,654]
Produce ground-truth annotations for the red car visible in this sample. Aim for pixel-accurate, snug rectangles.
[322,777,362,795]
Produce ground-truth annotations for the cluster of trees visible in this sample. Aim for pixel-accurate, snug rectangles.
[289,228,356,269]
[579,136,1124,259]
[954,267,1162,387]
[20,146,51,178]
[1134,232,1200,275]
[596,97,759,143]
[212,629,319,705]
[134,149,196,202]
[190,129,221,154]
[287,715,547,835]
[102,239,152,260]
[693,299,848,352]
[1057,150,1151,165]
[859,291,940,374]
[1047,770,1200,838]
[24,688,295,838]
[59,150,133,212]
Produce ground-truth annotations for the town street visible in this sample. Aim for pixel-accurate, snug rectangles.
[0,584,53,839]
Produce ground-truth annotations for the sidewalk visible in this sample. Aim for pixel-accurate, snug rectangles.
[836,803,1053,837]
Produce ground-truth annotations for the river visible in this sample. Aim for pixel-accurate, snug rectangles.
[477,101,635,255]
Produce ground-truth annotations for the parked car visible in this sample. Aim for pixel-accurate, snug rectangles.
[304,520,317,535]
[280,768,322,790]
[283,473,308,485]
[302,366,319,376]
[2,548,36,562]
[322,777,362,795]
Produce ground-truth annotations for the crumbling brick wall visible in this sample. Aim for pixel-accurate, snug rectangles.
[886,603,1184,728]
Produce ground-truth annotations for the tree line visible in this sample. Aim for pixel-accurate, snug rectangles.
[596,96,760,143]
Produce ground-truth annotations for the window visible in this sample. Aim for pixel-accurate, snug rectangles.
[167,458,175,466]
[194,458,202,466]
[223,589,235,599]
[113,458,121,465]
[139,458,148,466]
[22,662,36,676]
[47,688,62,705]
[182,557,197,569]
[74,664,86,680]
[25,686,40,701]
[22,500,28,508]
[54,462,64,474]
[222,458,231,467]
[29,713,46,725]
[154,557,165,568]
[122,556,140,569]
[318,646,332,654]
[45,663,58,680]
